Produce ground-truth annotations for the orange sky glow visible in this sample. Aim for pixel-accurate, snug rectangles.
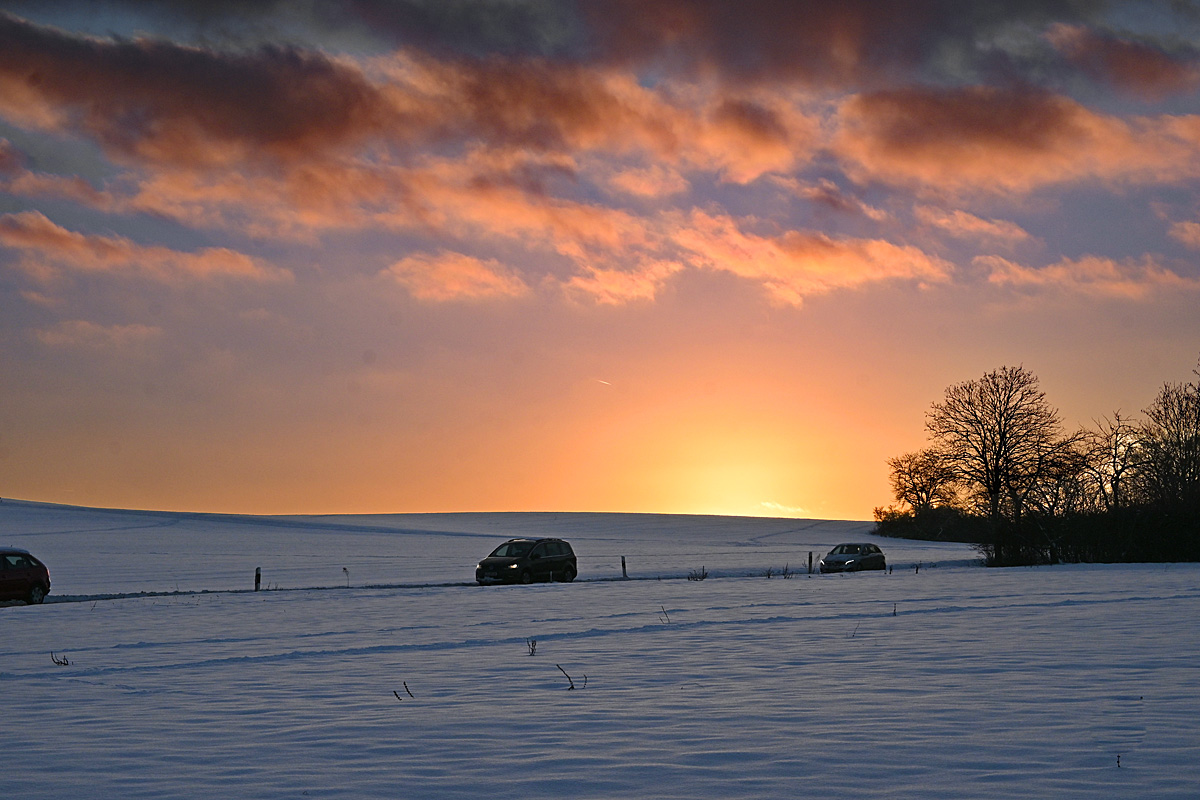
[3,1,1200,520]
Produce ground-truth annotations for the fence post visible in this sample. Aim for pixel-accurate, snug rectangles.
[254,567,261,591]
[808,551,813,574]
[621,556,628,579]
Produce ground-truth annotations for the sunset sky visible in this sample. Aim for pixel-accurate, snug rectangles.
[3,0,1200,520]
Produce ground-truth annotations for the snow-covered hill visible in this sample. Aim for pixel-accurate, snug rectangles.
[3,500,1196,798]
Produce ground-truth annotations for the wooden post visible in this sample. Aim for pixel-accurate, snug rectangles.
[808,551,813,574]
[254,567,261,591]
[621,556,628,579]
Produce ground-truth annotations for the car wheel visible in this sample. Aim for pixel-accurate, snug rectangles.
[560,565,576,583]
[520,569,534,584]
[27,584,46,605]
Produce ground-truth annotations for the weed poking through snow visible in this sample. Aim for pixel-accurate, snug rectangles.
[557,664,587,690]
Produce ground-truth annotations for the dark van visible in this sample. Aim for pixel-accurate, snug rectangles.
[476,538,577,585]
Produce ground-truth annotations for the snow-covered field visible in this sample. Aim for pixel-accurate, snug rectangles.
[3,500,1198,799]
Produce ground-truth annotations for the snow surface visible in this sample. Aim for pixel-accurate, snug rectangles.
[2,499,1198,798]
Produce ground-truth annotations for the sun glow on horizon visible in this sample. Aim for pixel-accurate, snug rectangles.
[4,3,1199,524]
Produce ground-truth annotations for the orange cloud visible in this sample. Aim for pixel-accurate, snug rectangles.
[673,210,952,305]
[382,250,529,301]
[980,254,1200,299]
[375,150,661,261]
[0,211,290,283]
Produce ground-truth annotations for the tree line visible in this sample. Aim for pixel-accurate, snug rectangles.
[874,359,1200,566]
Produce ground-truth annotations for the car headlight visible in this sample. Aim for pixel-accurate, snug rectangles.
[508,563,519,569]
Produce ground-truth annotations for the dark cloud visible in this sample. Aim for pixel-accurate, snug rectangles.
[845,84,1083,154]
[0,138,24,174]
[710,99,789,146]
[2,0,1118,88]
[0,12,392,166]
[574,0,1107,86]
[833,84,1160,192]
[1047,23,1200,97]
[433,56,623,151]
[338,0,581,57]
[0,0,582,56]
[0,11,805,184]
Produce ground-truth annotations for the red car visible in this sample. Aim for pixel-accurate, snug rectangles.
[0,548,51,604]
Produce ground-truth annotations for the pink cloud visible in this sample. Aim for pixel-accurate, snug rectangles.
[915,206,1032,243]
[1169,220,1200,249]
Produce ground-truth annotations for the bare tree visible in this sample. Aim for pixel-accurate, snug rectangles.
[886,448,957,514]
[925,366,1072,563]
[1080,412,1141,512]
[1137,361,1200,513]
[1023,438,1089,517]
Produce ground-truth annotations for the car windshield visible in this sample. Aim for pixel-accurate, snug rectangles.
[490,541,534,558]
[832,544,862,555]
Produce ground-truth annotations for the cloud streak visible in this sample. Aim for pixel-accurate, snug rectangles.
[35,319,162,349]
[981,254,1200,300]
[0,211,290,283]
